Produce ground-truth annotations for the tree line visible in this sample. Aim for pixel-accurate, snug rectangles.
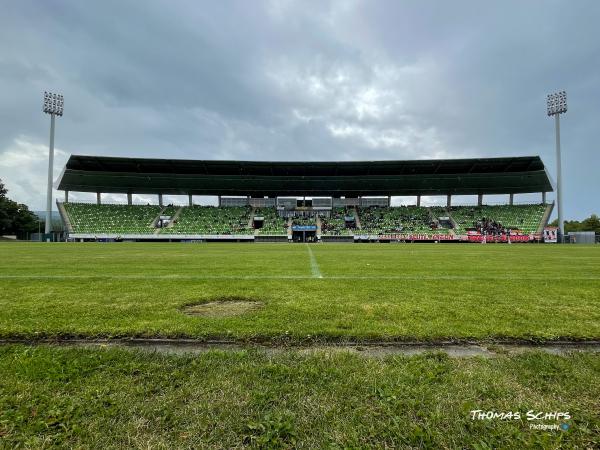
[0,178,41,238]
[549,215,600,233]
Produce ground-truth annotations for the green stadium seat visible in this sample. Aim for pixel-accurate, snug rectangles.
[320,207,355,235]
[356,206,450,235]
[64,203,161,234]
[255,208,287,235]
[166,206,253,235]
[449,204,546,234]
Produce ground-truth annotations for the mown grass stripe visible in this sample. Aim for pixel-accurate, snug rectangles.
[2,274,600,280]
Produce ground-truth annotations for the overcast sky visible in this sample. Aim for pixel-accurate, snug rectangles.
[1,0,598,218]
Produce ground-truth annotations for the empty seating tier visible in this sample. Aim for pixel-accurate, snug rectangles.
[292,216,315,227]
[254,208,288,235]
[357,206,448,235]
[449,204,546,234]
[61,203,549,237]
[320,208,355,235]
[64,203,161,234]
[167,206,253,235]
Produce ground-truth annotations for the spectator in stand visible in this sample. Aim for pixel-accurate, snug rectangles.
[473,217,506,236]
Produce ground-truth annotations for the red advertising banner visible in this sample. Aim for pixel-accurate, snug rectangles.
[377,234,457,241]
[466,234,532,243]
[359,233,538,243]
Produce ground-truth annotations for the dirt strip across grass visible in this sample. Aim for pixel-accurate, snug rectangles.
[2,338,600,357]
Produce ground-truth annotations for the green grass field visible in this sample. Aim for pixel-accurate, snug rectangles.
[1,243,599,341]
[1,242,599,448]
[1,346,599,449]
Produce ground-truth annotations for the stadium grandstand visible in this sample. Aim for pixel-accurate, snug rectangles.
[56,155,554,242]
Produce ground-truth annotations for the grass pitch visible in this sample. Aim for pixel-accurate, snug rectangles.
[1,242,599,447]
[0,242,599,341]
[1,346,599,449]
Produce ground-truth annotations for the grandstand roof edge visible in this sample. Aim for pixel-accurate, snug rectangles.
[64,154,544,165]
[56,154,554,196]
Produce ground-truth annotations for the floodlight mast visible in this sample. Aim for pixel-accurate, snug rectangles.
[546,91,567,243]
[42,92,64,241]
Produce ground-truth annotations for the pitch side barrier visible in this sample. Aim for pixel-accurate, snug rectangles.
[361,233,541,243]
[67,233,256,242]
[67,233,541,243]
[464,234,539,243]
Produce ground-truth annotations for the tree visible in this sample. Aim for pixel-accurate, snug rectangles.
[581,214,600,233]
[0,178,40,238]
[549,214,600,233]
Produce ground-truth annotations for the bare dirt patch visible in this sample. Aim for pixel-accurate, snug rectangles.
[182,297,263,317]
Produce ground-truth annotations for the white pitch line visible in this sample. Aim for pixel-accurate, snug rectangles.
[2,275,600,281]
[306,245,323,278]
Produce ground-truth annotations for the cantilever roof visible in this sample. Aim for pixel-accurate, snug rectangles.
[56,155,554,196]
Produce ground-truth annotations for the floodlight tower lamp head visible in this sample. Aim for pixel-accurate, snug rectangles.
[546,90,567,116]
[43,91,64,116]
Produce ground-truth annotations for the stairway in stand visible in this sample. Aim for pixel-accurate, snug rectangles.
[248,207,258,235]
[154,206,183,234]
[353,207,362,230]
[56,202,73,233]
[538,202,555,234]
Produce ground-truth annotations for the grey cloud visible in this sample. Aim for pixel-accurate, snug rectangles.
[0,0,599,219]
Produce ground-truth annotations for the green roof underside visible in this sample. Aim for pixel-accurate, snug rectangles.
[57,155,554,196]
